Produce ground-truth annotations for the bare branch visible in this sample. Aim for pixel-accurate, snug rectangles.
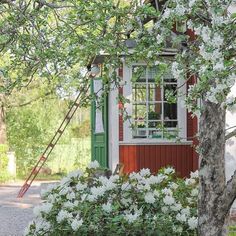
[7,91,54,108]
[225,129,236,140]
[219,171,236,218]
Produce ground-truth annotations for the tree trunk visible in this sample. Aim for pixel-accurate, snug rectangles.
[198,101,227,236]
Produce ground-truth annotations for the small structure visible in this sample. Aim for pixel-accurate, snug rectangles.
[90,51,198,177]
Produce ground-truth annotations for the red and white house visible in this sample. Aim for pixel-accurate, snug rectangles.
[90,51,198,178]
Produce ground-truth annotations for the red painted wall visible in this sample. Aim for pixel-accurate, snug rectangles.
[119,144,196,177]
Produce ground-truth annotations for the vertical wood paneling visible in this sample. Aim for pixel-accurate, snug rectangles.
[119,144,195,177]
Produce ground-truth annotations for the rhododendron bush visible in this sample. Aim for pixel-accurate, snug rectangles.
[25,161,198,236]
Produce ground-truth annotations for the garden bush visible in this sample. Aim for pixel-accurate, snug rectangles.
[25,162,198,236]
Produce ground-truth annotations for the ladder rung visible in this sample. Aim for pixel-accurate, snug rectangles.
[74,103,79,107]
[66,116,71,120]
[49,143,55,148]
[40,156,46,161]
[57,129,63,134]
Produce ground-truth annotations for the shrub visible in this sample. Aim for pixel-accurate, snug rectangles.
[25,162,198,236]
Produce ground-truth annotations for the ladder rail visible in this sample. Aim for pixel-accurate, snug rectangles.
[17,84,90,198]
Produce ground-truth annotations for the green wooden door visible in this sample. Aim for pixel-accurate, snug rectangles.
[91,78,108,168]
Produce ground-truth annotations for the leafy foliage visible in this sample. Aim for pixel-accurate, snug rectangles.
[6,93,90,177]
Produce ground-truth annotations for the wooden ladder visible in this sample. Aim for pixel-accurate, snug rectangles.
[17,90,86,198]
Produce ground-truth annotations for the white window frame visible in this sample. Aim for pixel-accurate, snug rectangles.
[122,62,187,144]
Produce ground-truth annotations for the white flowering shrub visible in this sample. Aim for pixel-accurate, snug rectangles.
[25,161,198,236]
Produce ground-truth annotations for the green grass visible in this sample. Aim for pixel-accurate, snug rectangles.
[14,137,91,181]
[45,137,91,175]
[229,226,236,236]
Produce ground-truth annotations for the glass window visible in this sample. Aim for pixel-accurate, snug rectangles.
[132,65,178,139]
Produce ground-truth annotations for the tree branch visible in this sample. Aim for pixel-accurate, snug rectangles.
[7,91,54,109]
[219,171,236,218]
[225,129,236,140]
[0,0,14,5]
[35,0,75,9]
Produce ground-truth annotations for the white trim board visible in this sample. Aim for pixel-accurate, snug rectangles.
[122,62,187,143]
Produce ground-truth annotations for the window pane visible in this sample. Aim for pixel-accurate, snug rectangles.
[148,121,162,128]
[147,67,158,82]
[164,121,178,128]
[148,103,162,120]
[132,84,146,102]
[133,104,147,120]
[148,84,162,101]
[164,103,177,120]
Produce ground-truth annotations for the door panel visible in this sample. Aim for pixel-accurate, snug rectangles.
[91,78,108,168]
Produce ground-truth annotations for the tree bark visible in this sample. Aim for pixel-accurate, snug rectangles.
[198,101,227,236]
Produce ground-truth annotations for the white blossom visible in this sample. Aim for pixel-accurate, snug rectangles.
[170,203,182,211]
[121,182,131,191]
[176,213,187,222]
[34,220,51,233]
[188,217,198,229]
[71,218,83,231]
[161,206,168,213]
[144,192,155,204]
[172,62,183,79]
[90,186,105,197]
[213,61,224,71]
[191,188,199,197]
[163,195,175,205]
[76,183,87,191]
[175,5,186,16]
[169,183,178,190]
[140,168,151,177]
[185,178,196,185]
[33,203,53,216]
[189,0,196,7]
[56,210,73,223]
[67,170,83,179]
[124,213,139,223]
[161,188,173,196]
[164,167,175,175]
[88,160,100,169]
[181,207,190,216]
[67,191,76,200]
[190,170,199,179]
[102,202,112,213]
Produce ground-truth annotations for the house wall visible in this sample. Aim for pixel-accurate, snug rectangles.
[117,64,198,177]
[119,144,196,177]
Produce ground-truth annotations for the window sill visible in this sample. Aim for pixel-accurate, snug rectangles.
[119,140,193,145]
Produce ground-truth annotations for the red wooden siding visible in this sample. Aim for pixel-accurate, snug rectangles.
[119,144,196,178]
